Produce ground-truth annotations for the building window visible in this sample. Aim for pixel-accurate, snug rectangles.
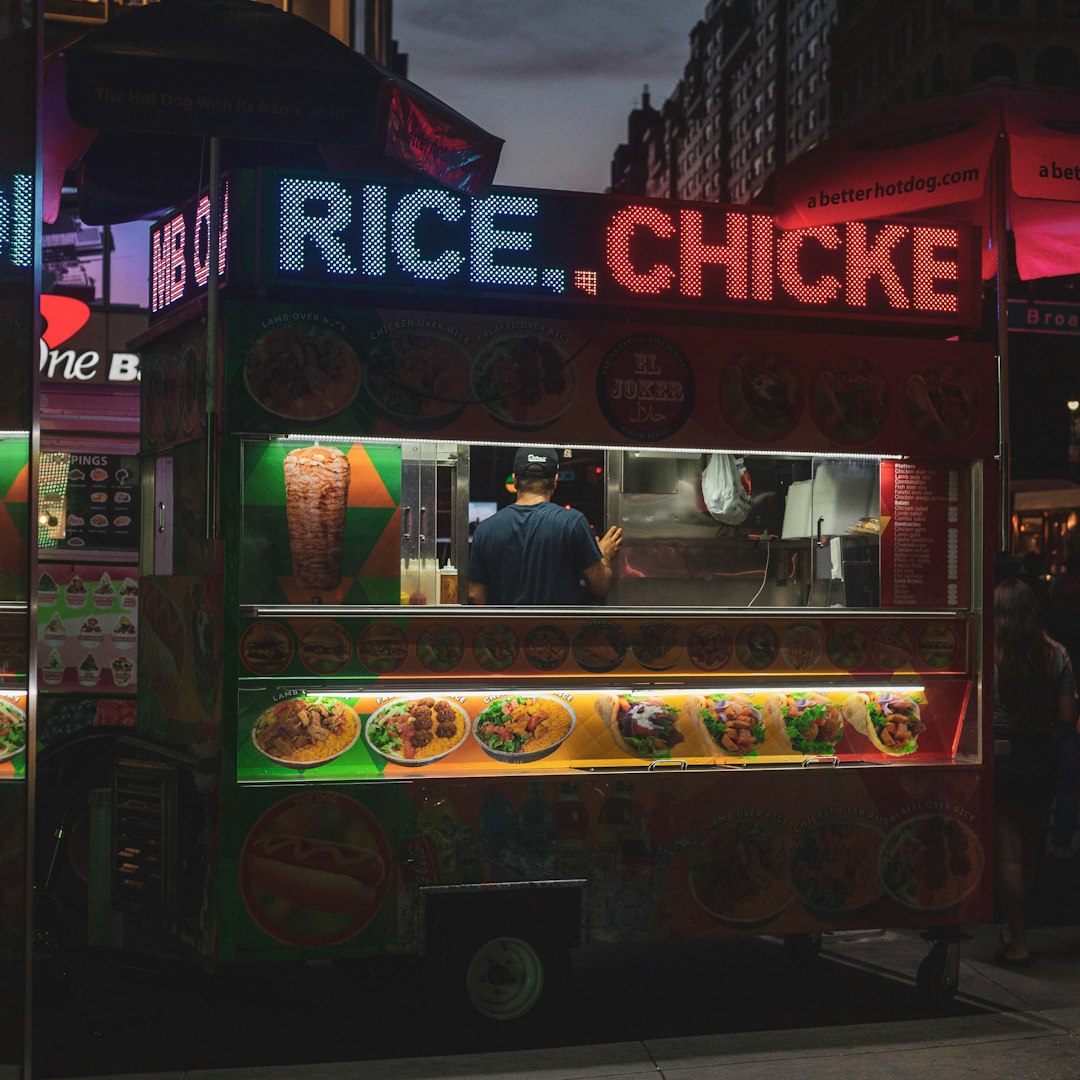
[1035,45,1080,87]
[971,42,1019,83]
[931,53,946,92]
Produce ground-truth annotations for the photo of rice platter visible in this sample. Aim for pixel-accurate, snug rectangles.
[689,818,794,927]
[880,813,983,912]
[365,696,469,766]
[471,334,576,428]
[0,698,26,763]
[473,695,576,763]
[790,819,885,918]
[252,696,360,769]
[244,323,362,421]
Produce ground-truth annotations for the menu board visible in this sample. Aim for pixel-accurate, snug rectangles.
[879,461,969,609]
[36,564,138,694]
[54,453,139,554]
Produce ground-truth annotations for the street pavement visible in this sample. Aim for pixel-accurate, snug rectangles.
[36,855,1080,1080]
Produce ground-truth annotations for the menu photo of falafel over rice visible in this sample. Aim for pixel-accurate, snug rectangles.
[470,333,576,428]
[364,696,470,767]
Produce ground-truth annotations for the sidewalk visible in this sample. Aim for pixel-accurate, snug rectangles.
[49,920,1080,1080]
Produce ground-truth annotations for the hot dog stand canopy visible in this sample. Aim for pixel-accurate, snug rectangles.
[119,168,995,1021]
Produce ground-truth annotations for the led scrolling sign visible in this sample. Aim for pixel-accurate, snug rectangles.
[150,171,980,325]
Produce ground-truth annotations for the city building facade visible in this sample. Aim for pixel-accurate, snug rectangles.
[611,0,1080,203]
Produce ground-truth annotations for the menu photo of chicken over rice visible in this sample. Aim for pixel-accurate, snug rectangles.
[810,354,889,442]
[244,322,362,421]
[364,330,470,424]
[719,349,803,441]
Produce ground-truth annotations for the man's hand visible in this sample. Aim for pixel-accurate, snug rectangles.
[599,525,623,562]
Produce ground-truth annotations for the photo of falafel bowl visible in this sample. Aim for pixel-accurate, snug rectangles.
[364,696,470,766]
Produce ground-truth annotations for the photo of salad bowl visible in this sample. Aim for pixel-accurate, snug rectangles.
[473,695,576,764]
[364,696,470,767]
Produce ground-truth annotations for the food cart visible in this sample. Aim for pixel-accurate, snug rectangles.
[121,168,995,1023]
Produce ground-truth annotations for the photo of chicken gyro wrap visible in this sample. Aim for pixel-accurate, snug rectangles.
[844,691,925,756]
[763,692,844,755]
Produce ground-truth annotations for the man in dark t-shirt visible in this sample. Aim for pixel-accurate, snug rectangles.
[467,447,623,605]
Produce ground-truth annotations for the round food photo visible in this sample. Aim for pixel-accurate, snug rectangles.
[364,696,469,766]
[356,622,408,674]
[904,358,977,445]
[571,621,628,673]
[472,623,519,672]
[596,692,687,759]
[243,322,362,421]
[689,818,794,928]
[473,695,576,763]
[471,334,576,428]
[719,349,803,442]
[364,331,470,425]
[686,693,767,758]
[523,624,570,671]
[880,813,983,913]
[297,620,352,676]
[810,354,889,442]
[790,819,885,919]
[780,623,823,672]
[0,698,26,763]
[252,696,360,769]
[630,621,683,671]
[735,623,778,670]
[687,623,733,672]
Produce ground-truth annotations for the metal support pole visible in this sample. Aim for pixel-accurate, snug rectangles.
[206,136,220,541]
[994,135,1010,553]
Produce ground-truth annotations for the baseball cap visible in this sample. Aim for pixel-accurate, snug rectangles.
[513,447,559,480]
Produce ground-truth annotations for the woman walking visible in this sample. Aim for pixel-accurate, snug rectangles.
[993,577,1079,966]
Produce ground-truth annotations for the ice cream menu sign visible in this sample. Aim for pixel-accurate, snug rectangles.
[879,461,968,609]
[36,565,138,694]
[59,453,139,553]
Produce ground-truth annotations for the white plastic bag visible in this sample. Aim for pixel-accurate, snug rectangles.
[702,453,752,524]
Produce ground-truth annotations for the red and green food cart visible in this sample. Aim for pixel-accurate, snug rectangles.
[123,167,996,1022]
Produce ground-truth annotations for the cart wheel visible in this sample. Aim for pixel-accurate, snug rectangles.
[783,932,823,964]
[428,920,569,1028]
[916,947,958,1009]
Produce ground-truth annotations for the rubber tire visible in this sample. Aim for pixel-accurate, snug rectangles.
[916,949,958,1009]
[428,919,570,1030]
[783,932,823,965]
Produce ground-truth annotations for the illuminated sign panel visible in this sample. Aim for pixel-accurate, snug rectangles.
[149,180,229,315]
[149,170,981,325]
[0,173,33,271]
[268,173,977,324]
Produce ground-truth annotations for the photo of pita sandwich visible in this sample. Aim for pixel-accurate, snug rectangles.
[596,692,687,759]
[762,692,844,755]
[842,690,925,756]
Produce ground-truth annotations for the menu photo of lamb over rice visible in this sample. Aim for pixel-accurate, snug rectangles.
[244,321,362,422]
[283,446,351,596]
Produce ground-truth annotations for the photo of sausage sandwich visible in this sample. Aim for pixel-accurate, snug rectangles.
[243,833,386,916]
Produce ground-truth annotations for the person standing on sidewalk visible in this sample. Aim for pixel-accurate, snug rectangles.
[993,577,1079,966]
[1048,552,1080,858]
